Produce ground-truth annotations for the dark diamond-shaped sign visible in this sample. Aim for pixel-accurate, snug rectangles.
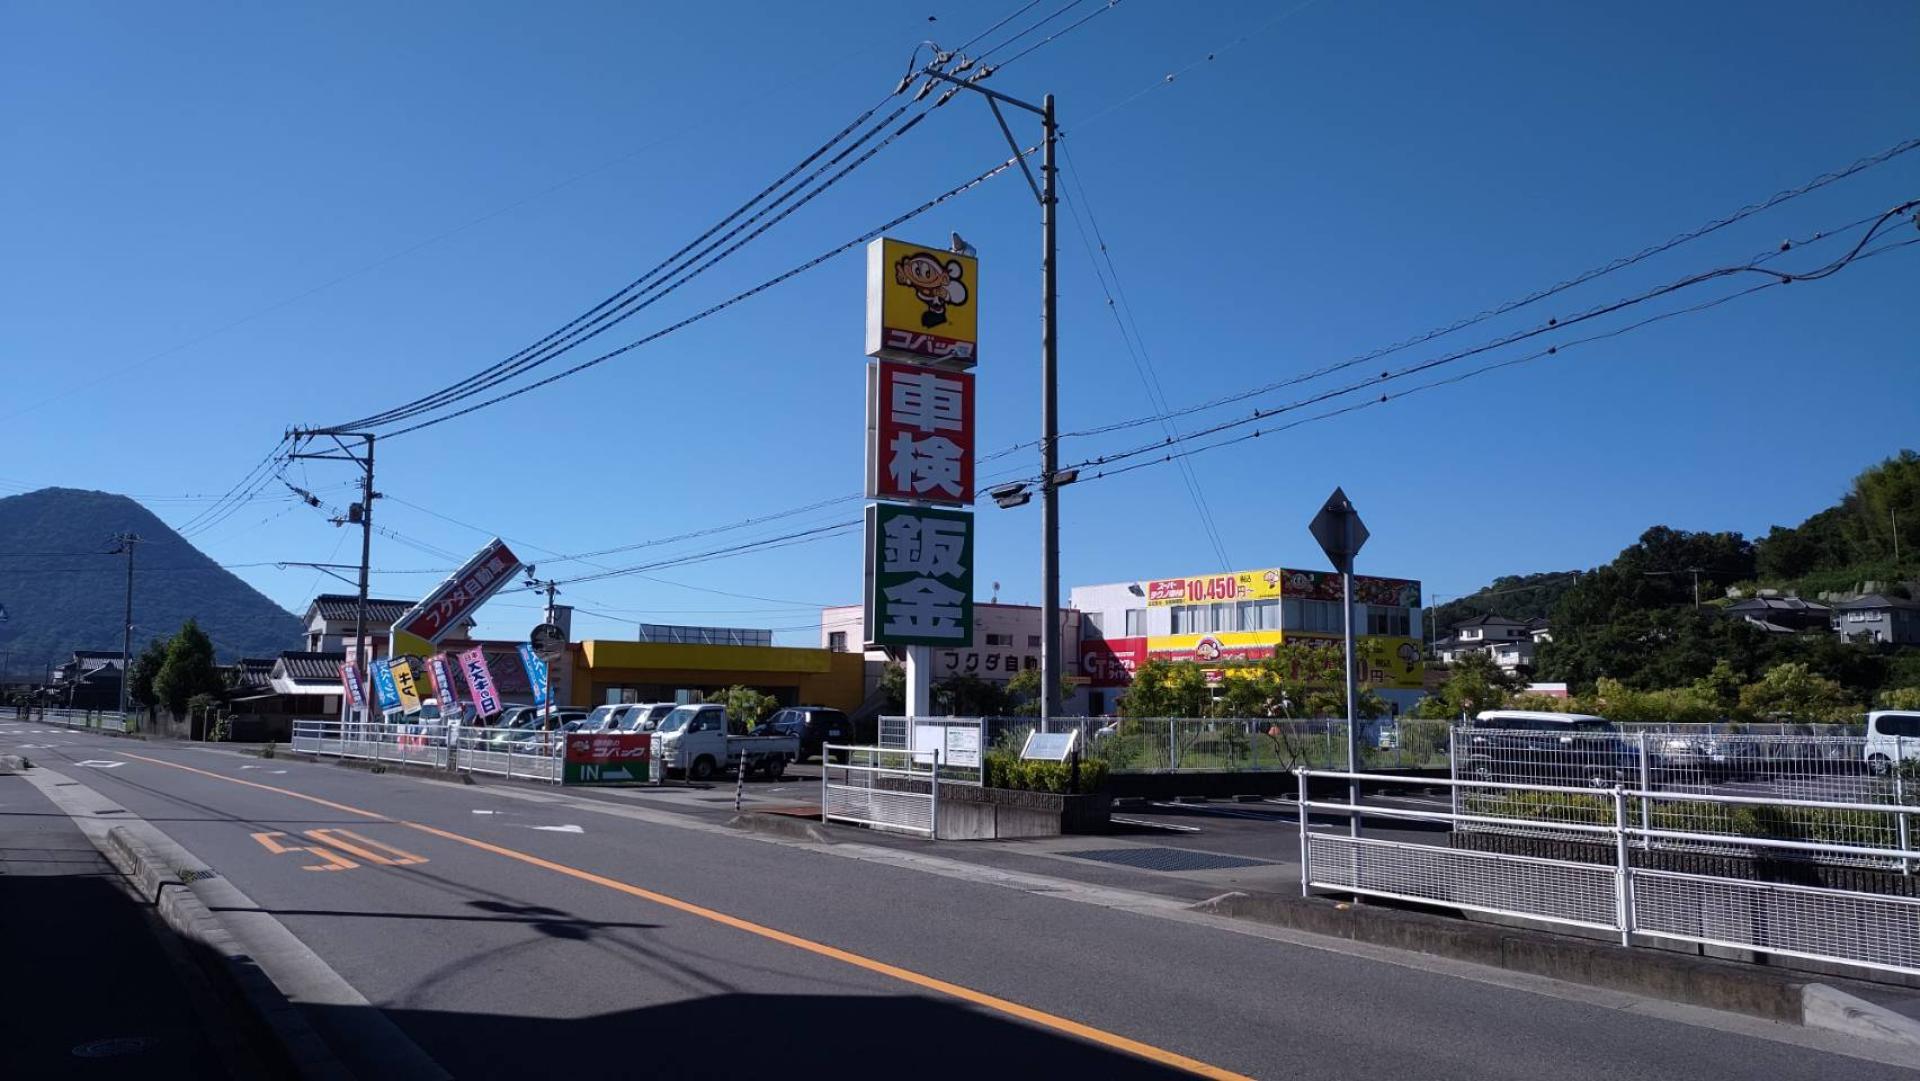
[1308,487,1368,574]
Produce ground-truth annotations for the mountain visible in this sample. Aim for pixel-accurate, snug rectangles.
[0,488,302,678]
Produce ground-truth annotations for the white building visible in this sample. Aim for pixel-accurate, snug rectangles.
[819,601,1085,708]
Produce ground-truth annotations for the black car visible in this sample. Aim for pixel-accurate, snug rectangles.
[1461,711,1637,787]
[760,706,852,762]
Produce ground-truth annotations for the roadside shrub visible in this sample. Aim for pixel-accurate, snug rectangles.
[983,749,1107,794]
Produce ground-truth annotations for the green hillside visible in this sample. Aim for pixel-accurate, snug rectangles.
[0,488,302,677]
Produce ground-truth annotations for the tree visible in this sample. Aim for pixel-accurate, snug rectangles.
[153,619,222,719]
[1439,651,1520,715]
[932,674,1009,716]
[1005,667,1075,716]
[707,684,778,729]
[1117,659,1213,718]
[1738,662,1855,722]
[878,661,905,714]
[127,636,169,712]
[1879,687,1920,711]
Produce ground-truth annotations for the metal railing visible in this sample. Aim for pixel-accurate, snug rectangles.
[878,717,985,785]
[884,716,1452,774]
[1297,769,1920,979]
[290,719,565,783]
[17,707,131,733]
[821,744,940,837]
[1451,727,1917,867]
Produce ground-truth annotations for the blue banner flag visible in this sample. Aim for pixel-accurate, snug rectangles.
[370,658,402,712]
[517,643,550,708]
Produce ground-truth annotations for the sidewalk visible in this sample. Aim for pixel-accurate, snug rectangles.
[0,773,265,1079]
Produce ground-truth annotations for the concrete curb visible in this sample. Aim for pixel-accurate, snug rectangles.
[728,811,837,844]
[1802,983,1920,1050]
[1195,891,1920,1047]
[103,826,354,1080]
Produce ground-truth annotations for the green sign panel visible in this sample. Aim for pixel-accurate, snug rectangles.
[864,503,974,647]
[561,733,652,785]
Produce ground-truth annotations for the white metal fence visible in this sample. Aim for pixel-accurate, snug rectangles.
[878,717,985,785]
[1451,727,1917,868]
[1298,769,1920,979]
[15,707,130,733]
[289,720,563,783]
[885,715,1452,774]
[821,744,939,837]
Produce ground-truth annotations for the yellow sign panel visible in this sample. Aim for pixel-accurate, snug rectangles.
[866,237,978,367]
[1283,634,1425,690]
[1132,630,1423,690]
[389,658,423,713]
[1144,567,1284,607]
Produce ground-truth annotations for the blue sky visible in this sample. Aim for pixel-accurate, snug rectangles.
[4,0,1917,644]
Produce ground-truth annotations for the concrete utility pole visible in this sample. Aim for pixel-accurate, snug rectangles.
[923,66,1069,720]
[289,430,377,726]
[110,532,140,721]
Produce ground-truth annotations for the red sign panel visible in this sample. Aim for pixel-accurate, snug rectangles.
[868,361,974,505]
[1080,636,1148,688]
[397,539,522,646]
[564,732,652,766]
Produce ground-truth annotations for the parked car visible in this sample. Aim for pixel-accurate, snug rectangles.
[480,705,541,745]
[1865,710,1920,775]
[1462,710,1635,787]
[652,704,799,781]
[578,703,633,732]
[609,702,677,733]
[503,710,591,750]
[759,706,851,762]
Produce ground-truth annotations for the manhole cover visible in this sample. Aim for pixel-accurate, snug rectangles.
[1060,847,1271,872]
[73,1036,158,1058]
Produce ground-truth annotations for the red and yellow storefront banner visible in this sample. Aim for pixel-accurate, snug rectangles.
[1079,631,1423,690]
[1145,568,1284,607]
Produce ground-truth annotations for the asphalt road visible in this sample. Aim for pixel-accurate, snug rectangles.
[4,721,1915,1081]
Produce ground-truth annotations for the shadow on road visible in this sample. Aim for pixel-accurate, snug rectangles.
[326,993,1198,1080]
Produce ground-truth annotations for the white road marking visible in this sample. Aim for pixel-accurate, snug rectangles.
[1112,816,1203,833]
[239,766,289,774]
[529,824,584,833]
[471,809,499,815]
[76,760,126,769]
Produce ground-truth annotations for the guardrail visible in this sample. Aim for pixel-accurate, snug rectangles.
[1296,768,1920,979]
[821,744,940,837]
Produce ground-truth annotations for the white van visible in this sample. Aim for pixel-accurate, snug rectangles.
[1864,710,1920,774]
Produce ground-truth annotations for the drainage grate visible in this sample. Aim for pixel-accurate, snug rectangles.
[175,869,219,883]
[1060,847,1271,873]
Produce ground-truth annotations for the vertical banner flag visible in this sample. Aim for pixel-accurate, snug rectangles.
[460,647,501,718]
[428,654,457,711]
[865,237,979,367]
[867,360,974,504]
[864,503,974,646]
[370,659,401,712]
[389,658,423,713]
[516,643,550,708]
[338,663,367,711]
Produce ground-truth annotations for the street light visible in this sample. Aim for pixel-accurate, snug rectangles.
[918,64,1064,719]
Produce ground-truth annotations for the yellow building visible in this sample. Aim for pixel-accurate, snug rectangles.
[567,638,866,711]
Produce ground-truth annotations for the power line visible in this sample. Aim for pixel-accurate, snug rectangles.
[1058,138,1235,574]
[333,89,930,432]
[1062,230,1919,491]
[1053,139,1920,445]
[381,151,1032,438]
[1048,198,1916,475]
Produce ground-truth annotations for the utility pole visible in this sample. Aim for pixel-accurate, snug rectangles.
[921,65,1070,720]
[289,430,377,728]
[110,532,140,721]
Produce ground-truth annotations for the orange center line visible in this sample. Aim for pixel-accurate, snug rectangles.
[118,750,1250,1081]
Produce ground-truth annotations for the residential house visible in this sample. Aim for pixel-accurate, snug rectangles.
[1722,595,1832,635]
[49,649,123,710]
[1831,594,1920,645]
[1434,615,1544,674]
